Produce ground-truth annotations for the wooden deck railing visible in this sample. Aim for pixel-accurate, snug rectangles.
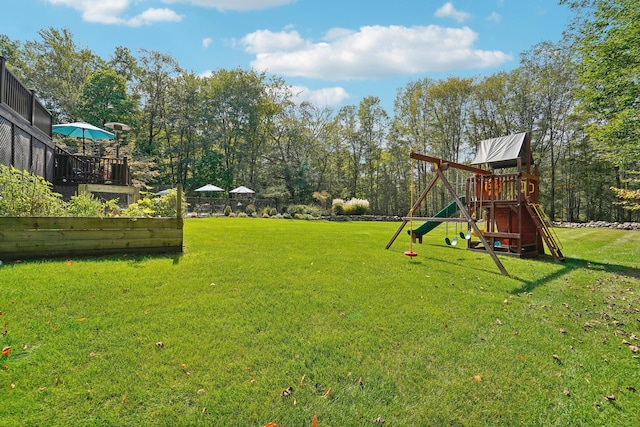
[468,172,539,203]
[54,147,131,186]
[0,55,52,137]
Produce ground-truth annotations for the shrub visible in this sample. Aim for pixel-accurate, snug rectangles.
[123,190,185,218]
[245,204,256,215]
[342,198,370,215]
[0,165,65,216]
[237,212,248,218]
[262,206,278,216]
[287,204,322,217]
[67,194,120,217]
[223,205,232,216]
[332,199,345,215]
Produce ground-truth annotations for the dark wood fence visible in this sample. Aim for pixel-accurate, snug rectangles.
[0,55,55,182]
[0,56,52,137]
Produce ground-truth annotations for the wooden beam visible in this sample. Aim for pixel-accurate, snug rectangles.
[410,152,491,175]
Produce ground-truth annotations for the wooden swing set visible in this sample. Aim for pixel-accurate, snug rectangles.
[386,132,565,277]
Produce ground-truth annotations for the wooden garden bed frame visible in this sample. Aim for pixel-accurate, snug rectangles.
[0,188,184,261]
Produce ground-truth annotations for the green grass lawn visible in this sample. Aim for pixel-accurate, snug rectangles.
[1,218,639,426]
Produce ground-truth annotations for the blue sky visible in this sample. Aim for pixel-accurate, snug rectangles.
[3,0,572,112]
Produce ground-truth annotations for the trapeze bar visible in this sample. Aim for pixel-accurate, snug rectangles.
[402,217,471,222]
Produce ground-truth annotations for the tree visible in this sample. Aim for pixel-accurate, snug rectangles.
[0,35,24,75]
[20,27,104,122]
[78,69,137,128]
[520,41,578,220]
[357,96,388,212]
[562,0,640,215]
[134,49,182,157]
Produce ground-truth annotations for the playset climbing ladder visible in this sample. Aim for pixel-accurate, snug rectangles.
[525,202,565,261]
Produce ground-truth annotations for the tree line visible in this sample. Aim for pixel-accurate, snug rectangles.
[1,0,637,221]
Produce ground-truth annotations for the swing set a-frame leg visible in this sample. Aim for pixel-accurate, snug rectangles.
[385,173,440,250]
[437,168,509,277]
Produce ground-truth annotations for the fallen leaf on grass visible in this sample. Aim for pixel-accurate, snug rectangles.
[495,318,503,325]
[374,416,385,424]
[1,365,7,370]
[603,394,615,401]
[1,346,11,356]
[77,317,86,321]
[281,386,293,397]
[473,375,482,382]
[88,352,96,358]
[155,342,164,348]
[628,345,639,353]
[563,389,570,396]
[322,387,332,398]
[311,415,318,427]
[264,422,276,427]
[66,260,73,266]
[9,383,15,389]
[559,328,566,334]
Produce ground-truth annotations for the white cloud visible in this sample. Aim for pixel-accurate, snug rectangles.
[487,12,502,22]
[202,37,214,48]
[289,85,350,107]
[241,29,308,54]
[45,0,182,26]
[240,25,512,81]
[163,0,296,12]
[126,8,183,27]
[434,2,471,23]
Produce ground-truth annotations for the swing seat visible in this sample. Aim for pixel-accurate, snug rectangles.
[404,250,418,258]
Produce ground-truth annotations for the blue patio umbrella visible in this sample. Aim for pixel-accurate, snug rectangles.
[52,122,114,154]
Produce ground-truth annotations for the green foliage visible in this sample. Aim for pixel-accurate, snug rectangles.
[331,198,345,215]
[0,165,65,216]
[123,189,184,218]
[286,204,322,217]
[223,205,232,216]
[66,193,121,217]
[262,206,278,216]
[565,0,640,165]
[1,222,640,425]
[245,204,256,215]
[333,198,370,215]
[343,198,370,215]
[77,69,137,132]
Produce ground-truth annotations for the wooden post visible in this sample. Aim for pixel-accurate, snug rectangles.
[177,184,183,219]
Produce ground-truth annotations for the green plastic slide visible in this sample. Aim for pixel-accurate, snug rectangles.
[408,196,466,237]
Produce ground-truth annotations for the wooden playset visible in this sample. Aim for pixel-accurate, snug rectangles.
[387,132,564,276]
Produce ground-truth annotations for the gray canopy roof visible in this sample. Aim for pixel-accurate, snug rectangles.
[471,132,531,169]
